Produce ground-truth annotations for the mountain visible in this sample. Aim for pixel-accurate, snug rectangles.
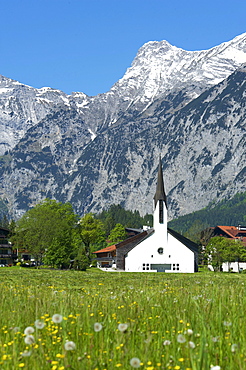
[168,191,246,235]
[1,33,246,156]
[0,33,246,219]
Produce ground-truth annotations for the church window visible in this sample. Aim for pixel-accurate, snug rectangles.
[173,263,180,271]
[159,200,164,224]
[158,247,163,254]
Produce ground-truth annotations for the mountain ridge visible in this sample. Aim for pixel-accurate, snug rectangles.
[0,33,246,219]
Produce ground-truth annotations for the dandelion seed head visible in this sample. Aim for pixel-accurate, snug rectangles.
[94,323,103,332]
[211,336,219,342]
[188,341,195,348]
[130,357,141,368]
[177,334,186,343]
[24,326,35,335]
[210,366,221,370]
[34,320,45,329]
[52,314,63,323]
[118,323,128,332]
[223,321,232,327]
[24,335,35,345]
[163,340,171,345]
[231,343,238,352]
[64,341,76,351]
[21,350,32,357]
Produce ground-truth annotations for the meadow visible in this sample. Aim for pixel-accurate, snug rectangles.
[0,268,245,370]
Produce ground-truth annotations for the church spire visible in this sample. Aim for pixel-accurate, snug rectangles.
[153,156,167,209]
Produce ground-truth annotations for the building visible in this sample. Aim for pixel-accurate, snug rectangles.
[211,225,246,246]
[0,227,17,266]
[94,157,198,273]
[204,225,246,273]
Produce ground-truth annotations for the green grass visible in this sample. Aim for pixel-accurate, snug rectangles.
[0,268,245,369]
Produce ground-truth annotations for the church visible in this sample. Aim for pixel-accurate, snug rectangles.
[94,157,198,273]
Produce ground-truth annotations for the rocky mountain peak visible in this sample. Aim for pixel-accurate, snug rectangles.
[0,33,246,219]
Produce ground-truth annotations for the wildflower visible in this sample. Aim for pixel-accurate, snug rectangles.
[34,320,45,329]
[24,335,35,345]
[177,334,186,343]
[188,341,195,349]
[186,329,193,335]
[21,350,32,357]
[163,340,171,345]
[24,326,35,335]
[94,323,103,332]
[130,357,141,368]
[223,321,232,327]
[52,314,63,323]
[231,343,238,352]
[19,364,25,368]
[211,336,220,342]
[210,366,221,370]
[118,323,128,332]
[64,341,76,351]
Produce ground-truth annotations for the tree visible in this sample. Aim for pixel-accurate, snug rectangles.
[205,236,245,272]
[11,199,80,267]
[205,237,228,271]
[80,213,106,259]
[108,223,127,244]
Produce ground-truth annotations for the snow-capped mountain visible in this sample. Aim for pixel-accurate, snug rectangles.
[0,33,246,218]
[1,33,246,156]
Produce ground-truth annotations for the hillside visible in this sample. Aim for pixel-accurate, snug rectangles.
[168,191,246,234]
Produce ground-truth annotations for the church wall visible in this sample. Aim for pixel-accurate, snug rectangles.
[125,232,195,273]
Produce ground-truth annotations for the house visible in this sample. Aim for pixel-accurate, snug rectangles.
[94,157,198,273]
[211,225,246,246]
[93,244,116,268]
[204,225,246,272]
[0,226,17,266]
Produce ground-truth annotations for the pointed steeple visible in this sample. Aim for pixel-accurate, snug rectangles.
[154,156,167,209]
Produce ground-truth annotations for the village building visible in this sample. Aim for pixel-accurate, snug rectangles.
[0,226,17,266]
[204,225,246,273]
[211,225,246,246]
[94,158,198,273]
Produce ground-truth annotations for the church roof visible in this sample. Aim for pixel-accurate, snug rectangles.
[167,227,199,254]
[153,156,167,208]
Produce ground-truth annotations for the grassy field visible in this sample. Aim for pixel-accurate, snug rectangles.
[0,268,245,369]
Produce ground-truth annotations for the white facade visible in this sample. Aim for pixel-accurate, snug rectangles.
[125,231,195,273]
[124,158,197,273]
[222,262,246,273]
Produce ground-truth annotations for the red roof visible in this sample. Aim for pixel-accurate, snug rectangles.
[215,226,246,246]
[93,245,116,254]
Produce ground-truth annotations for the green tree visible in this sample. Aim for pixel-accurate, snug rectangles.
[205,237,228,271]
[205,236,245,272]
[80,213,106,260]
[11,199,80,266]
[108,223,127,244]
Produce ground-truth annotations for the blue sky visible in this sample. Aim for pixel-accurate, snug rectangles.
[0,0,245,96]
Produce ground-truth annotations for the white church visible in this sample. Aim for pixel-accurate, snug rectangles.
[94,157,198,273]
